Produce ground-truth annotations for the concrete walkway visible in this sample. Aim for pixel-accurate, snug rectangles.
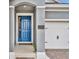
[46,49,69,59]
[14,45,36,59]
[14,45,35,53]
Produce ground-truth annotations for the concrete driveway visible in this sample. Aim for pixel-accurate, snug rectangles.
[45,49,69,59]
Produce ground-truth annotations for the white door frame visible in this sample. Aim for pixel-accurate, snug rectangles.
[16,13,33,43]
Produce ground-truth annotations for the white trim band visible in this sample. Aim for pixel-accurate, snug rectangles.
[45,9,69,11]
[46,4,69,8]
[36,6,45,8]
[45,19,69,22]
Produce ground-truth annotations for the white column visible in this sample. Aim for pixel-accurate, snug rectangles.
[10,52,15,59]
[36,6,45,59]
[9,6,15,52]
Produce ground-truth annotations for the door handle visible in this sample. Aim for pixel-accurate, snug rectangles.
[57,35,59,40]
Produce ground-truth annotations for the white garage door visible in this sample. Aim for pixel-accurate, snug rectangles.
[45,21,69,49]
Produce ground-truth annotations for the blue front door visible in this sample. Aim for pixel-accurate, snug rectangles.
[18,16,31,42]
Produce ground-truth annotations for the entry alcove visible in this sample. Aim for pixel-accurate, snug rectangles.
[15,4,36,46]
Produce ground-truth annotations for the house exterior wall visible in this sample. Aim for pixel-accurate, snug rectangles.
[9,0,45,6]
[9,3,69,51]
[9,0,45,53]
[36,7,45,52]
[9,0,69,59]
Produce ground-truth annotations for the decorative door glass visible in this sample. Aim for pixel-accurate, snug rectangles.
[18,16,31,42]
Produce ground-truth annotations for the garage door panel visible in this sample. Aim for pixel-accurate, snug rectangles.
[45,22,69,49]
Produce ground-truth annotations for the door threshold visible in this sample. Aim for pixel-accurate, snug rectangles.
[16,43,33,45]
[16,57,35,59]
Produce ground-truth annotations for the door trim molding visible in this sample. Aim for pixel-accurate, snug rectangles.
[16,13,33,43]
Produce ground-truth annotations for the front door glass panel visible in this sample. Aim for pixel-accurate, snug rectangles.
[18,16,31,42]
